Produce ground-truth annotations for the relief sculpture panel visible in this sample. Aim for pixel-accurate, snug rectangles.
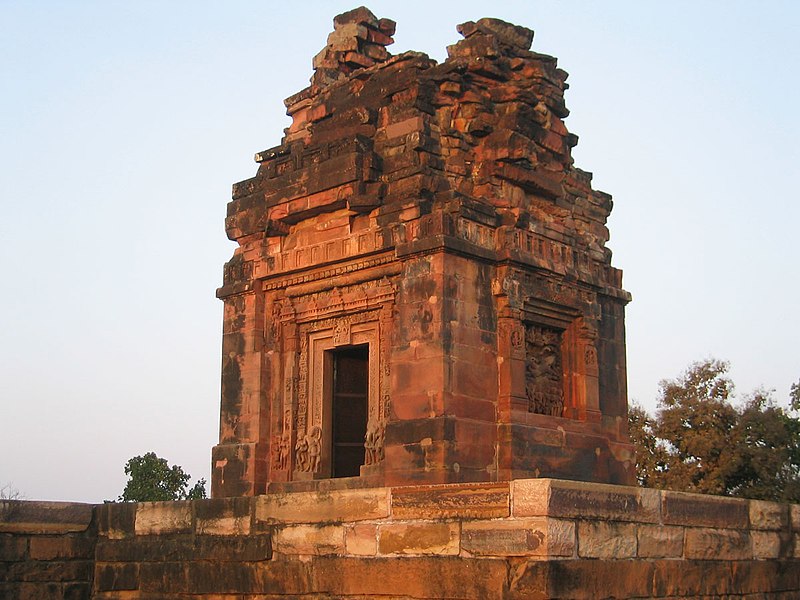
[525,324,565,416]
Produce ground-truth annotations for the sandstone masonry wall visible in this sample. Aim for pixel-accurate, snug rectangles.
[3,480,800,598]
[0,500,96,599]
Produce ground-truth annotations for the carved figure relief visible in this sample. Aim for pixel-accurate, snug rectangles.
[295,425,322,473]
[333,318,351,346]
[584,345,598,367]
[525,324,564,416]
[275,407,293,472]
[364,418,385,465]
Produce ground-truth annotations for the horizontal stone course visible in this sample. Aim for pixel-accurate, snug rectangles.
[662,490,749,529]
[636,523,684,558]
[512,478,660,523]
[194,496,251,535]
[391,482,509,519]
[378,521,460,555]
[461,517,574,557]
[0,500,93,534]
[256,488,390,524]
[684,528,752,560]
[577,520,637,559]
[28,535,95,560]
[134,501,192,535]
[274,524,345,555]
[3,479,799,598]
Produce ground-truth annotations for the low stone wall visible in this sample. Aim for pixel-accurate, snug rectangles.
[0,499,96,599]
[3,479,799,598]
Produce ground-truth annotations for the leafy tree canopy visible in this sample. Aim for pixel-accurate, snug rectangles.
[118,452,206,502]
[629,359,800,502]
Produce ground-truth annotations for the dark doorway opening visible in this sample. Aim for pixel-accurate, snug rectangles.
[331,344,369,478]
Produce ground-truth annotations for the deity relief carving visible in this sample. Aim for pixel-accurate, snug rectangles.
[525,324,564,416]
[273,430,291,471]
[333,318,351,346]
[295,425,322,473]
[272,409,293,471]
[364,418,386,466]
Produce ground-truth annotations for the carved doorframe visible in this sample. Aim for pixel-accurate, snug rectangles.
[285,300,391,480]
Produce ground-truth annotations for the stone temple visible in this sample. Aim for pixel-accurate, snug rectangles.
[5,10,799,599]
[211,6,634,497]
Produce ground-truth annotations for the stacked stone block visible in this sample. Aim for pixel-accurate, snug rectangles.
[0,500,96,600]
[2,483,799,598]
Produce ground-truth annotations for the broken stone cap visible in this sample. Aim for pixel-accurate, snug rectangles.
[333,5,396,37]
[457,17,534,50]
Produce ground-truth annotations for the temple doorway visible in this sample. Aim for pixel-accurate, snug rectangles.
[329,344,369,477]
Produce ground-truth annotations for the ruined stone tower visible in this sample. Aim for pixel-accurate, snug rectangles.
[211,7,634,497]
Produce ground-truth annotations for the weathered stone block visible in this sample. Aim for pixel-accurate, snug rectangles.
[310,556,507,599]
[577,520,637,559]
[134,501,192,535]
[461,517,574,557]
[194,496,251,535]
[684,528,752,560]
[729,559,800,595]
[508,559,655,600]
[663,491,749,528]
[138,561,188,593]
[512,479,659,523]
[94,562,139,592]
[8,559,92,582]
[391,482,509,519]
[752,530,783,559]
[791,503,800,531]
[344,522,377,555]
[377,521,459,555]
[651,559,734,597]
[0,534,28,560]
[255,488,389,524]
[28,535,94,560]
[750,499,789,530]
[274,524,345,555]
[193,535,273,561]
[97,502,136,539]
[0,501,93,534]
[636,524,683,558]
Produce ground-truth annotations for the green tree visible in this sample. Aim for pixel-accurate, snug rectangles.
[118,452,206,502]
[629,360,800,502]
[628,402,666,488]
[724,388,800,502]
[654,359,738,495]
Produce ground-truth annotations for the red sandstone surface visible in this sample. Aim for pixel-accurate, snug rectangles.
[2,480,800,598]
[213,7,633,497]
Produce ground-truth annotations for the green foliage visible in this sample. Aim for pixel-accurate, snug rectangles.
[629,360,800,502]
[118,452,207,502]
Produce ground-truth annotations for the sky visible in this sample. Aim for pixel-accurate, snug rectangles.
[1,1,798,503]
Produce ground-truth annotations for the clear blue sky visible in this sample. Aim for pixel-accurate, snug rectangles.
[1,1,798,502]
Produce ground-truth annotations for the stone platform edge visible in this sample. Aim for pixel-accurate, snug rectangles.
[2,478,800,599]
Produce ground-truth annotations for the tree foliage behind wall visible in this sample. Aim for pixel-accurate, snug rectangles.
[630,359,800,502]
[118,452,206,502]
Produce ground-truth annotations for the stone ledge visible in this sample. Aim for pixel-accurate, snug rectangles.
[512,478,660,523]
[0,501,94,534]
[662,490,749,529]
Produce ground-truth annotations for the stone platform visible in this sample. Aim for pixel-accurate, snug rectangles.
[2,479,800,598]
